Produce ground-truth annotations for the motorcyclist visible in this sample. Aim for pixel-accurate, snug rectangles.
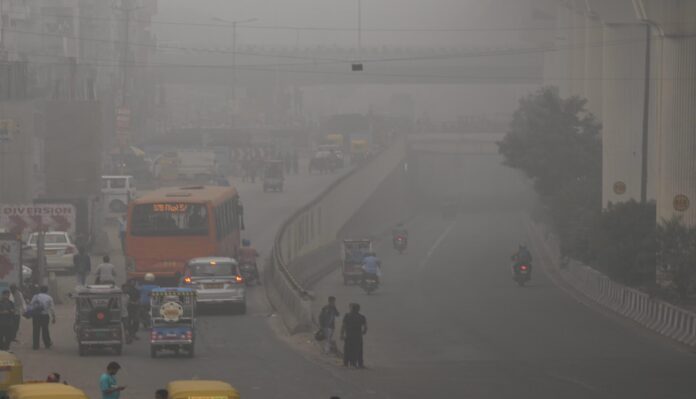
[392,223,409,248]
[238,239,260,281]
[511,244,533,274]
[137,273,159,328]
[361,252,382,285]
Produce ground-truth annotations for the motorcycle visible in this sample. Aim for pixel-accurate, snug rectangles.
[513,263,532,287]
[393,235,407,254]
[239,262,259,286]
[361,274,379,295]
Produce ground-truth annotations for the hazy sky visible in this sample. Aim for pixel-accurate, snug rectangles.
[154,0,530,47]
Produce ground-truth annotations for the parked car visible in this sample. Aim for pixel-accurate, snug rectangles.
[26,231,77,273]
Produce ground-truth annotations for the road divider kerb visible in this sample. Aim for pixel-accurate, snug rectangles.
[529,220,696,349]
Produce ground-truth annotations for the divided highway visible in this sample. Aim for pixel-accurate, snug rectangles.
[311,154,696,399]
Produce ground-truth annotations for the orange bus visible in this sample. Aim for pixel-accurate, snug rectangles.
[125,185,244,279]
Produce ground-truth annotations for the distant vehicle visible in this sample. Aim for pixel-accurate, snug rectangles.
[101,175,136,213]
[317,144,345,168]
[125,185,244,281]
[26,231,77,273]
[262,160,284,192]
[153,150,218,182]
[182,257,246,314]
[342,239,372,285]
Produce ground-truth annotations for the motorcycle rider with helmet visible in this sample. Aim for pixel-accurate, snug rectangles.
[392,223,409,249]
[511,244,533,275]
[238,239,260,282]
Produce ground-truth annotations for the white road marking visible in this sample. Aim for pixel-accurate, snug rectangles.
[418,221,456,272]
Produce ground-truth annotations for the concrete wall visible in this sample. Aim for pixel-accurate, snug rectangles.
[265,140,407,332]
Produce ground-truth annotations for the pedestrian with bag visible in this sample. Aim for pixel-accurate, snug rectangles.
[0,290,15,350]
[318,296,340,354]
[73,246,92,286]
[28,286,55,350]
[340,303,367,368]
[9,284,24,342]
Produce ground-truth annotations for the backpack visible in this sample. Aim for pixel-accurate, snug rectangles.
[23,300,44,319]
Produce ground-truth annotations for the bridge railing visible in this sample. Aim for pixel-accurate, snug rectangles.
[264,139,407,333]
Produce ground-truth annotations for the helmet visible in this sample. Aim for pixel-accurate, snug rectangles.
[144,273,155,282]
[242,239,251,246]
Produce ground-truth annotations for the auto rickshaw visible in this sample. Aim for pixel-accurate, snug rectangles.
[168,380,240,399]
[262,160,284,192]
[150,288,196,358]
[341,239,372,285]
[0,352,22,397]
[7,383,88,399]
[73,285,124,356]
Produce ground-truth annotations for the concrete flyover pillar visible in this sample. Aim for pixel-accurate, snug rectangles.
[634,0,696,225]
[600,24,648,206]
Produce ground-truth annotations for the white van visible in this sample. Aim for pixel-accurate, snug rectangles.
[102,175,136,213]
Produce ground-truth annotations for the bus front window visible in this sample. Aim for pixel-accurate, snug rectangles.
[131,203,209,236]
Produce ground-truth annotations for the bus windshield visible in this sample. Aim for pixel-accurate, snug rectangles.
[131,203,209,236]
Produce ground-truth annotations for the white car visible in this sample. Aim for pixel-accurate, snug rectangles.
[182,257,247,314]
[26,231,77,272]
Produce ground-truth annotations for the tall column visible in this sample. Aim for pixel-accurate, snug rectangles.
[600,25,647,206]
[655,38,696,225]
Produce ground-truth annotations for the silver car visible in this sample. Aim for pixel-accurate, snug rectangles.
[182,257,247,314]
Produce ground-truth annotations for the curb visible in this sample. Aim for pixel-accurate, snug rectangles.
[528,220,696,348]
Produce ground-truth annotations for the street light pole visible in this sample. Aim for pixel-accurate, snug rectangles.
[213,17,258,125]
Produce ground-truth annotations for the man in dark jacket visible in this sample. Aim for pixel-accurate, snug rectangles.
[73,247,92,286]
[318,296,340,354]
[0,290,16,350]
[340,303,367,368]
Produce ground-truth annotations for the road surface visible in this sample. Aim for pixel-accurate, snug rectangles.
[16,168,377,399]
[311,157,696,398]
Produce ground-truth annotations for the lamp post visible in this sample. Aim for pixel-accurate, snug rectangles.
[213,17,258,124]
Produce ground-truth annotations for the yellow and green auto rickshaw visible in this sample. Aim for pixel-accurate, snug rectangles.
[0,351,22,397]
[7,383,88,399]
[168,380,240,399]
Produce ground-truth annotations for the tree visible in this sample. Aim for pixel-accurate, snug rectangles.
[591,201,656,285]
[498,86,602,196]
[656,217,696,299]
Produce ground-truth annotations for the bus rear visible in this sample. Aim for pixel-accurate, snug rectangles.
[125,200,215,279]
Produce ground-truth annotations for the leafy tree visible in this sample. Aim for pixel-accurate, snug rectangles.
[591,201,656,284]
[498,86,602,196]
[656,217,696,299]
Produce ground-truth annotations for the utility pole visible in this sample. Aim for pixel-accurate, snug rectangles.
[212,17,257,125]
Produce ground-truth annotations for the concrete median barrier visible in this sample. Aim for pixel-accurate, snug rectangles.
[265,140,407,333]
[529,221,696,347]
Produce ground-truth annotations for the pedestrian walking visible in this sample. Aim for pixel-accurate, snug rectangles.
[29,286,55,350]
[292,150,299,174]
[118,216,127,254]
[122,281,140,342]
[340,303,367,368]
[0,290,15,350]
[155,389,168,399]
[73,246,92,286]
[100,362,125,399]
[94,256,116,285]
[9,284,24,342]
[318,296,340,354]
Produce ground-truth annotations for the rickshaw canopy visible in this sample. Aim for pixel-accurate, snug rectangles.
[8,383,88,399]
[167,380,240,399]
[0,351,22,393]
